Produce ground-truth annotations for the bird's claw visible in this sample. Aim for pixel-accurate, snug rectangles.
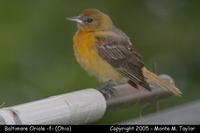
[96,81,117,99]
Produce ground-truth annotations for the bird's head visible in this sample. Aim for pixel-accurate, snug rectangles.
[67,9,113,32]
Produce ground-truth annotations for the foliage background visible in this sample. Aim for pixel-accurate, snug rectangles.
[0,0,199,124]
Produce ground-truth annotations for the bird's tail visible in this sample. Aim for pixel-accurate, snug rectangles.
[142,67,182,96]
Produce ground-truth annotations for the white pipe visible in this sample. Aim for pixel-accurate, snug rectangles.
[0,89,106,125]
[0,74,175,125]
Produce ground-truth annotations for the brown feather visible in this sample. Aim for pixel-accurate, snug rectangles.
[95,27,151,90]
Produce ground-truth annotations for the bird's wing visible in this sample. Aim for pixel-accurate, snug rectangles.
[95,34,150,90]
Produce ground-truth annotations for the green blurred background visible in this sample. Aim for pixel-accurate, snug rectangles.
[0,0,199,124]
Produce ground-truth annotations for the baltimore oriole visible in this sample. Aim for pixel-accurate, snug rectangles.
[68,9,182,96]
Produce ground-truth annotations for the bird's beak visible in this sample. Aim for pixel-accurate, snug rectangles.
[66,16,83,24]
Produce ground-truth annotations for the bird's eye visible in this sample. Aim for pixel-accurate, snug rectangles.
[85,17,93,24]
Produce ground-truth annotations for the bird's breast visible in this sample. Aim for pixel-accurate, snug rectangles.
[73,31,122,83]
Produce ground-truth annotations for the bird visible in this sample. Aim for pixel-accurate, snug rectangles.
[67,9,182,97]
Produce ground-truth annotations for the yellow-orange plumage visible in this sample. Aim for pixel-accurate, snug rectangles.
[73,30,123,83]
[68,8,182,96]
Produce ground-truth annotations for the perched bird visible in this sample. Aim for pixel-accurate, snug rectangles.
[67,9,182,97]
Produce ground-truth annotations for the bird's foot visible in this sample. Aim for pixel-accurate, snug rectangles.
[96,80,116,99]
